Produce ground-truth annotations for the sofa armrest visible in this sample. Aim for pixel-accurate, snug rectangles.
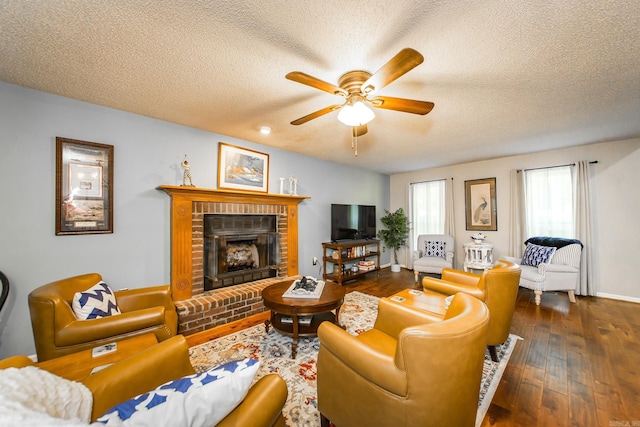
[82,335,195,421]
[318,321,407,396]
[56,307,167,347]
[217,374,288,427]
[422,269,486,300]
[538,262,578,274]
[0,355,36,369]
[413,249,422,260]
[441,268,481,285]
[374,297,442,338]
[445,251,454,262]
[422,277,486,301]
[115,285,175,313]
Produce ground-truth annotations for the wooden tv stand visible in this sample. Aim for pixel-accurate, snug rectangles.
[322,240,380,286]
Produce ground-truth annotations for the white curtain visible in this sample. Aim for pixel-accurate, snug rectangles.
[445,178,455,238]
[411,180,445,235]
[575,160,595,296]
[409,179,447,268]
[524,166,574,238]
[509,169,526,257]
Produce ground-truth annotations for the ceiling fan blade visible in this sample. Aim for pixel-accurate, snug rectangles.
[286,72,348,97]
[290,104,343,125]
[360,48,424,96]
[370,96,434,115]
[352,124,368,137]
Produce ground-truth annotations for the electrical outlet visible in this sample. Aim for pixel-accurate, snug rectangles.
[312,257,318,265]
[382,246,386,252]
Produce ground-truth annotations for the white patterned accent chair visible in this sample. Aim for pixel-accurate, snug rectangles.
[505,236,583,305]
[413,234,454,283]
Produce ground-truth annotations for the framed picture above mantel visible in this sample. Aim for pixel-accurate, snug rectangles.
[217,142,269,193]
[464,177,497,231]
[55,137,113,235]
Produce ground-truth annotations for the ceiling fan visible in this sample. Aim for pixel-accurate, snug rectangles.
[286,48,434,138]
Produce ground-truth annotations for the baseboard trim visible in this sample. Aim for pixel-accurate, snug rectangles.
[596,292,640,304]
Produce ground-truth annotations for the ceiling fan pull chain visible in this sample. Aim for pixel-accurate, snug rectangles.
[353,127,358,157]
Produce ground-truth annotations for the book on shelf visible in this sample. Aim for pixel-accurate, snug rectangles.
[357,260,376,271]
[282,276,325,299]
[280,315,313,326]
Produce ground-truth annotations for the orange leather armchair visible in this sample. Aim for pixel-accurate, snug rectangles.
[0,335,288,426]
[317,292,490,427]
[28,273,178,361]
[422,259,521,361]
[0,336,194,421]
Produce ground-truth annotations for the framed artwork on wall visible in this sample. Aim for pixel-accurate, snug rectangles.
[217,142,269,193]
[55,137,114,235]
[465,177,497,231]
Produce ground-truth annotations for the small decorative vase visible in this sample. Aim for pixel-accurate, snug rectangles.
[471,233,486,244]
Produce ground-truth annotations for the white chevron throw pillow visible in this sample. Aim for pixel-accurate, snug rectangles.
[72,281,121,320]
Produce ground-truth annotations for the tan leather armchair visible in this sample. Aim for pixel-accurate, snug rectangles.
[422,259,521,361]
[0,335,288,426]
[317,292,490,427]
[28,273,178,361]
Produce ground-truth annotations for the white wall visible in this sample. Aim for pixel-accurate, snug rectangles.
[390,137,640,302]
[0,82,390,358]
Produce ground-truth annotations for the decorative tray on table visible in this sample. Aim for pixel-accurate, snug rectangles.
[282,276,325,299]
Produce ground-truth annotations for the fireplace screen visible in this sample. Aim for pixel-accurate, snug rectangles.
[204,215,280,290]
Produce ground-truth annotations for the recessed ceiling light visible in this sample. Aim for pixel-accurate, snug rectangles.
[260,126,271,135]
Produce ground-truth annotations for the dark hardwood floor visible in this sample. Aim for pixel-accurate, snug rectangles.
[194,267,640,426]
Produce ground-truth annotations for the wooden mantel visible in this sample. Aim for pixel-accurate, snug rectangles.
[157,185,309,300]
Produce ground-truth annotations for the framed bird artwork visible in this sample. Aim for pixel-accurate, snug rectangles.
[465,177,497,231]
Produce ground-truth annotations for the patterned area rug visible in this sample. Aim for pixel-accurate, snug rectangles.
[189,291,519,427]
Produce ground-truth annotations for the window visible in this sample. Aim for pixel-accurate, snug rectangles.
[524,166,574,238]
[410,180,446,236]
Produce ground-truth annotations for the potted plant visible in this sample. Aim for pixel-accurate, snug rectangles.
[377,207,411,273]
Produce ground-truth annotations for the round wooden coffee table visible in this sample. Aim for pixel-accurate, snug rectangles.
[262,279,345,358]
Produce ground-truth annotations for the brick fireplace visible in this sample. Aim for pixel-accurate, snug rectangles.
[158,185,308,335]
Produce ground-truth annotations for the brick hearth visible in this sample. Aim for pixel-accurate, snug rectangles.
[175,276,299,335]
[158,186,308,336]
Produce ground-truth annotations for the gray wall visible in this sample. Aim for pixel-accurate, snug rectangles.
[389,137,640,302]
[0,82,390,358]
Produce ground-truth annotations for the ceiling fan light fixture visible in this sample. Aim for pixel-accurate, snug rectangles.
[337,99,375,126]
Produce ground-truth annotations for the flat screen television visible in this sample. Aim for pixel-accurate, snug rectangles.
[330,204,377,241]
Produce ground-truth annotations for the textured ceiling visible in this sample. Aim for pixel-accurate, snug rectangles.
[1,1,639,174]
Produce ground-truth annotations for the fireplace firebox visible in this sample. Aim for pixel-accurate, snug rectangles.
[204,214,280,290]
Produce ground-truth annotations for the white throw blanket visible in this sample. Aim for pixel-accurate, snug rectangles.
[0,366,99,427]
